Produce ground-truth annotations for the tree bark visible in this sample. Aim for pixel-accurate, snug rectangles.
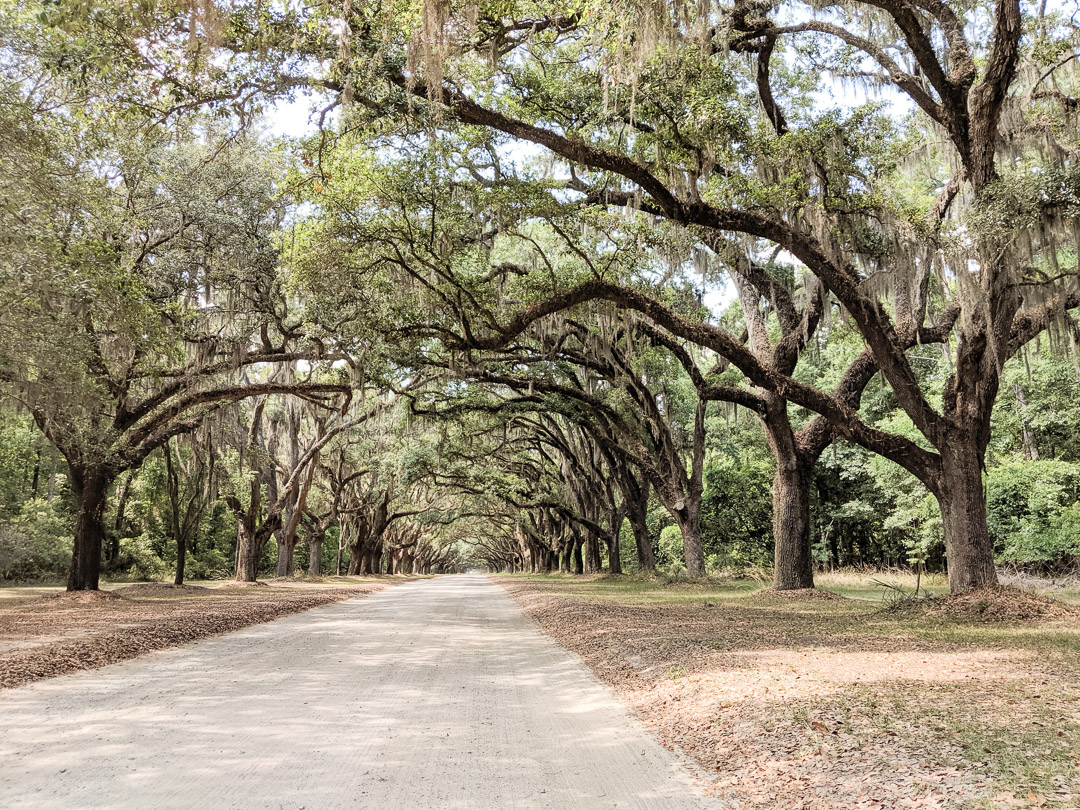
[110,471,133,565]
[680,399,707,577]
[347,540,364,575]
[937,440,998,592]
[1014,384,1039,460]
[607,526,623,574]
[585,532,602,573]
[235,523,259,582]
[234,519,278,582]
[771,456,814,589]
[765,406,816,590]
[676,505,705,577]
[624,486,656,571]
[67,466,113,591]
[308,532,324,575]
[175,534,187,586]
[274,533,296,578]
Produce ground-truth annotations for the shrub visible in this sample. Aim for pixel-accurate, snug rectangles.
[658,525,684,572]
[0,498,72,581]
[988,459,1080,570]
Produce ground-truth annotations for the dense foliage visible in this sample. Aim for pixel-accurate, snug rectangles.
[0,0,1077,590]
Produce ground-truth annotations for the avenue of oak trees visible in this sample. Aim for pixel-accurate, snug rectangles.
[1,0,1079,593]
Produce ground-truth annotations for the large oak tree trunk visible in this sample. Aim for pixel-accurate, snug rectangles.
[764,401,816,590]
[771,455,815,590]
[937,440,998,592]
[235,520,277,582]
[607,528,622,574]
[274,533,296,577]
[68,466,113,591]
[235,523,260,582]
[347,541,364,575]
[585,533,602,573]
[627,503,655,571]
[676,505,705,577]
[308,532,324,576]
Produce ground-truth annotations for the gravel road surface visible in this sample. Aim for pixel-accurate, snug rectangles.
[0,575,718,809]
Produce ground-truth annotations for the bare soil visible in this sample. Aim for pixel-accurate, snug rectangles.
[0,579,392,690]
[500,578,1080,810]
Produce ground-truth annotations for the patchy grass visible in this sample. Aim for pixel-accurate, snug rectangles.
[498,573,1080,810]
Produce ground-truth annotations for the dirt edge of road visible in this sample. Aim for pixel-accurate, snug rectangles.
[0,582,392,690]
[497,578,1071,810]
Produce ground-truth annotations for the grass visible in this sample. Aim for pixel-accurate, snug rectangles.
[500,567,1080,610]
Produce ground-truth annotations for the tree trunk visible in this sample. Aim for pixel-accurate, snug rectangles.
[617,468,655,571]
[771,454,815,590]
[308,533,323,576]
[347,542,363,575]
[607,526,622,575]
[235,523,260,582]
[937,440,998,592]
[235,521,276,582]
[677,506,705,577]
[174,533,186,586]
[1014,384,1039,461]
[67,466,113,591]
[572,535,584,575]
[584,533,601,573]
[274,533,296,578]
[676,399,707,577]
[627,506,655,571]
[110,471,132,565]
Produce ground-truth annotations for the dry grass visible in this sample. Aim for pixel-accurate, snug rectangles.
[498,574,1080,810]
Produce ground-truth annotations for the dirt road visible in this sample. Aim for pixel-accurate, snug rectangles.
[0,575,717,809]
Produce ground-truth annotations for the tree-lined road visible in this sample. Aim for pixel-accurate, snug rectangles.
[0,576,717,809]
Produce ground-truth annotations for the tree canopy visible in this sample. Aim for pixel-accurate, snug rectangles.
[0,0,1078,592]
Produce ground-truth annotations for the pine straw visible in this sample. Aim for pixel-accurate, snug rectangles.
[894,586,1077,622]
[221,579,270,587]
[116,583,212,597]
[751,587,848,602]
[32,590,127,605]
[0,584,387,690]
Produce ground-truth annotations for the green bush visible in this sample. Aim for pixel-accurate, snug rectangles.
[658,525,684,572]
[700,460,774,569]
[988,459,1080,569]
[123,533,171,581]
[184,547,231,580]
[0,498,72,580]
